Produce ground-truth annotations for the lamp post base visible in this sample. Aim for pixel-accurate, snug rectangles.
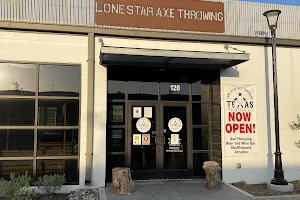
[268,183,294,192]
[271,178,288,185]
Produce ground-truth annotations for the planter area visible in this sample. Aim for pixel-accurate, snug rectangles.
[0,194,68,200]
[232,181,300,197]
[0,188,99,200]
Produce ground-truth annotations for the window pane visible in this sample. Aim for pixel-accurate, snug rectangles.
[0,160,33,180]
[128,81,158,100]
[192,103,209,125]
[107,103,125,125]
[160,82,189,101]
[37,159,79,185]
[39,65,80,97]
[0,99,35,126]
[106,154,125,180]
[193,153,209,177]
[0,130,34,157]
[38,99,79,126]
[192,81,209,102]
[37,129,78,156]
[0,63,36,96]
[106,128,125,152]
[193,128,208,150]
[108,80,125,100]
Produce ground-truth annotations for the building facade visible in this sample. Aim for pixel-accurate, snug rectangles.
[0,0,300,192]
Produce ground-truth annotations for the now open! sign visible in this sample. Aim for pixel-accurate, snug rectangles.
[224,84,257,156]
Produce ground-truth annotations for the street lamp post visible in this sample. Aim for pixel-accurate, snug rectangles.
[263,9,288,186]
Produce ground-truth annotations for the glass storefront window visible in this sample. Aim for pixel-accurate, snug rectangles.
[192,103,209,125]
[106,154,125,180]
[160,82,189,101]
[192,81,209,102]
[0,160,33,180]
[108,80,125,100]
[107,103,125,125]
[36,159,79,184]
[38,99,79,126]
[193,128,209,150]
[0,63,80,185]
[37,129,78,156]
[193,153,209,177]
[106,128,125,152]
[128,81,158,100]
[39,65,80,97]
[0,130,34,157]
[0,63,36,96]
[0,99,35,126]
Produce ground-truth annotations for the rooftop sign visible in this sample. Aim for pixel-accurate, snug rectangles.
[95,0,225,33]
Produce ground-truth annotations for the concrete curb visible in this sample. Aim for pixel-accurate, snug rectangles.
[223,181,300,199]
[254,194,300,199]
[222,181,255,199]
[99,188,107,200]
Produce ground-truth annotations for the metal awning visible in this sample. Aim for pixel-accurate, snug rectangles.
[100,47,250,69]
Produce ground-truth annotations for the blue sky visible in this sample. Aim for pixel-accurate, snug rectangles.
[241,0,300,6]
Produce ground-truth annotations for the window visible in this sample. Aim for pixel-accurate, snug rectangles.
[0,63,36,96]
[38,99,79,126]
[0,129,34,157]
[192,103,209,125]
[192,81,209,102]
[39,65,80,97]
[37,129,78,156]
[0,160,33,180]
[128,81,158,100]
[0,63,80,185]
[0,99,35,126]
[108,80,125,100]
[160,82,189,101]
[36,159,79,184]
[107,102,125,125]
[193,153,209,177]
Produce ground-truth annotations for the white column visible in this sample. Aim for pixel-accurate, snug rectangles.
[91,39,107,187]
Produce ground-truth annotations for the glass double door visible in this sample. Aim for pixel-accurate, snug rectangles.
[128,103,192,179]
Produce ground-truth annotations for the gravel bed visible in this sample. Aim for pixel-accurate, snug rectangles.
[232,181,300,196]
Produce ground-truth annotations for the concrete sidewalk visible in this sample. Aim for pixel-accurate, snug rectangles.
[102,180,300,200]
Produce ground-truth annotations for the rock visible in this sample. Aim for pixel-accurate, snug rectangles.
[67,188,99,200]
[112,167,135,195]
[202,161,222,189]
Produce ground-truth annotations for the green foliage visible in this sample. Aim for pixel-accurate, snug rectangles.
[0,172,36,200]
[292,121,300,130]
[35,174,65,200]
[291,115,300,130]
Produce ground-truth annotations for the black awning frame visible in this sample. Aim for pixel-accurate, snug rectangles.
[100,46,250,69]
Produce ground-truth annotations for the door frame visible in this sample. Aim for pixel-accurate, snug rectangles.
[126,101,193,179]
[159,102,193,178]
[126,102,162,179]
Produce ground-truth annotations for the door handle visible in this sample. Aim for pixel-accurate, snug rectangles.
[162,136,165,145]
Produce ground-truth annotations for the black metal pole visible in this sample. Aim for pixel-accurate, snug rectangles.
[270,26,288,185]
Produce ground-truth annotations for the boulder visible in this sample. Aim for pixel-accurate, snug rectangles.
[202,161,222,189]
[112,167,135,195]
